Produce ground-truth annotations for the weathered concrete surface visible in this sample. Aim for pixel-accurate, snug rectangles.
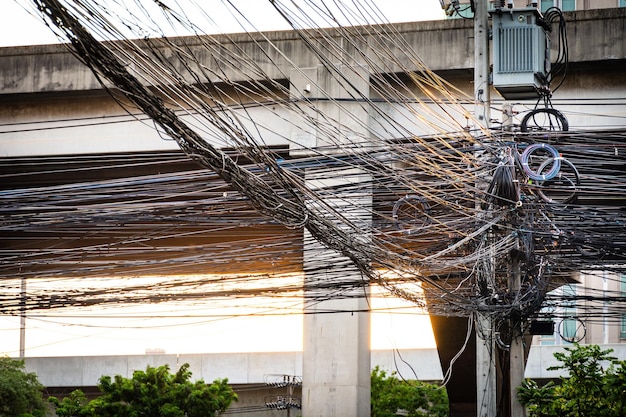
[24,344,626,387]
[1,8,624,157]
[0,8,623,96]
[25,351,303,387]
[24,349,442,387]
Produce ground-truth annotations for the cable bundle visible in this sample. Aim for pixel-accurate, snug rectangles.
[1,0,624,332]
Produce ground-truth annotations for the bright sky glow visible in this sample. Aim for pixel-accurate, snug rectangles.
[3,0,445,47]
[0,281,435,357]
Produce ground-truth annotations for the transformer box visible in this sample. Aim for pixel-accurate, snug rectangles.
[491,7,550,100]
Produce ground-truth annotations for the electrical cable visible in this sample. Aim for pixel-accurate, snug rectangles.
[1,1,624,368]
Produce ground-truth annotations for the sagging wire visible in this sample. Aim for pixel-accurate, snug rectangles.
[0,1,621,341]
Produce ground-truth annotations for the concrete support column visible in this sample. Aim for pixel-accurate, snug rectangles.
[20,277,27,358]
[302,189,371,417]
[302,292,371,417]
[290,59,372,417]
[430,315,477,417]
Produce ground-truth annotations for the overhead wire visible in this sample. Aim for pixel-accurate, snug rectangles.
[1,0,624,356]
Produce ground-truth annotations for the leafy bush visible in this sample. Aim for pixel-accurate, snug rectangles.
[49,363,237,417]
[0,357,46,417]
[371,366,448,417]
[517,344,626,417]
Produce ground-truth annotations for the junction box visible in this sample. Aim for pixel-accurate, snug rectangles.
[491,7,551,99]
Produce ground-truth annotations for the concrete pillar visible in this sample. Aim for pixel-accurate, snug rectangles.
[290,61,372,417]
[508,251,526,417]
[476,313,496,417]
[509,336,526,417]
[301,183,371,417]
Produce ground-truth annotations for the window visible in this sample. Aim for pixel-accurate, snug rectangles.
[561,317,579,342]
[620,0,626,8]
[541,0,575,11]
[538,290,558,345]
[560,284,578,344]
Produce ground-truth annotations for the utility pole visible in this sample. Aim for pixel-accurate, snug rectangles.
[264,374,302,416]
[474,0,491,128]
[474,1,496,416]
[509,246,526,417]
[477,2,530,415]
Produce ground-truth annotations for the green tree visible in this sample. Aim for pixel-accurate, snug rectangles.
[49,389,89,417]
[371,366,449,417]
[0,356,46,417]
[49,363,238,417]
[517,344,626,417]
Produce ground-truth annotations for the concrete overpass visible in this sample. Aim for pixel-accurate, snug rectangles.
[1,8,624,96]
[25,344,626,387]
[1,8,625,158]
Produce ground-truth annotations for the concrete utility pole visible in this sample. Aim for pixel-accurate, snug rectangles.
[474,0,491,128]
[476,2,528,415]
[473,0,497,416]
[509,248,527,417]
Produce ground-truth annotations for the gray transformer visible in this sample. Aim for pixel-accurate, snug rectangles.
[491,7,551,100]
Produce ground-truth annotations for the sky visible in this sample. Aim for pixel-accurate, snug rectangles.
[2,0,446,47]
[0,0,444,358]
[0,283,437,357]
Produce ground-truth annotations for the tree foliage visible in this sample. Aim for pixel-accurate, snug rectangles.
[49,363,238,417]
[371,366,449,417]
[0,357,46,417]
[517,344,626,417]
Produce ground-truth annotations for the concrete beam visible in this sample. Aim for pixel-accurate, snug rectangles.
[24,344,626,388]
[24,349,443,388]
[0,8,623,96]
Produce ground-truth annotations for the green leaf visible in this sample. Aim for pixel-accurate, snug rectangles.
[518,344,626,417]
[49,363,238,417]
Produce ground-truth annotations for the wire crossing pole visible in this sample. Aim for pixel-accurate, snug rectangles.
[474,0,496,416]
